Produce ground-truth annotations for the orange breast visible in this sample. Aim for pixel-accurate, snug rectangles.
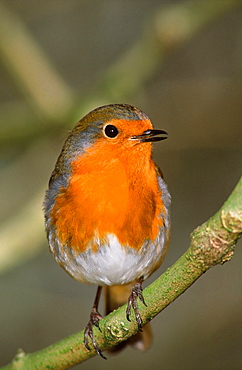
[50,138,165,253]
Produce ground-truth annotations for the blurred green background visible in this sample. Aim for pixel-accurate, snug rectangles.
[0,1,241,369]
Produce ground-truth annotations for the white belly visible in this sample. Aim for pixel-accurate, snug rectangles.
[51,233,167,286]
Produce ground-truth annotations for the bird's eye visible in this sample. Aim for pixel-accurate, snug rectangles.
[104,124,119,138]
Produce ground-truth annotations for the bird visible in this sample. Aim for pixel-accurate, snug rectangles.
[43,103,171,358]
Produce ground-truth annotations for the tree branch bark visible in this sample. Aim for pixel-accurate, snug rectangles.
[2,177,242,369]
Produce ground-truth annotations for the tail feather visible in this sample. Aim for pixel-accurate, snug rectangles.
[104,281,152,353]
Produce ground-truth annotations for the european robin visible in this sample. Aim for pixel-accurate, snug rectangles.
[44,104,170,358]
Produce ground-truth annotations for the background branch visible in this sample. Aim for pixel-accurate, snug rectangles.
[2,177,241,370]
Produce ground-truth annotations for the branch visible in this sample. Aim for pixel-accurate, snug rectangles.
[0,2,74,121]
[2,177,242,369]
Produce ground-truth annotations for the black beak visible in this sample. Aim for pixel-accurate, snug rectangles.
[132,129,168,143]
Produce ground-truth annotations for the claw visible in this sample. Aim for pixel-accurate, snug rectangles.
[126,278,147,331]
[84,286,107,359]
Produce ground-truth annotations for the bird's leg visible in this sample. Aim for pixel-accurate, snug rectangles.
[126,277,147,330]
[84,286,107,359]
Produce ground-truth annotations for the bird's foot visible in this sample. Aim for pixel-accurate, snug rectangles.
[84,307,106,359]
[126,279,147,331]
